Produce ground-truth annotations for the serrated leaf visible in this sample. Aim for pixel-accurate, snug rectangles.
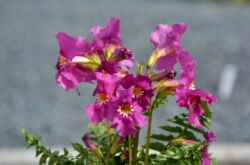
[181,130,200,141]
[39,153,48,165]
[153,88,169,109]
[149,142,166,151]
[201,101,212,118]
[151,134,174,142]
[168,114,205,134]
[48,156,57,165]
[200,116,211,129]
[159,126,183,133]
[71,143,85,154]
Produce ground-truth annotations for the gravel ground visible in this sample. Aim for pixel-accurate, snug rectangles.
[0,0,250,147]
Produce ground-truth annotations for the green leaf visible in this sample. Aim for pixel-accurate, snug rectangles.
[200,116,211,129]
[149,142,166,151]
[159,126,183,133]
[168,114,205,134]
[153,88,169,109]
[71,143,86,154]
[201,101,212,118]
[39,153,48,165]
[48,155,57,165]
[151,134,174,142]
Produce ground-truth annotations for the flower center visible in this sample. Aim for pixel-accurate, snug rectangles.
[133,87,144,98]
[59,55,67,66]
[189,81,196,90]
[97,93,108,104]
[101,69,107,74]
[117,104,134,117]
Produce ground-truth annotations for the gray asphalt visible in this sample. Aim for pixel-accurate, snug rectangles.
[0,0,250,146]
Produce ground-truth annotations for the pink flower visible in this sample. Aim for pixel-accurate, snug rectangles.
[91,17,121,48]
[120,74,154,109]
[150,23,187,71]
[110,85,147,137]
[86,73,119,123]
[176,86,216,129]
[204,132,216,144]
[55,32,95,90]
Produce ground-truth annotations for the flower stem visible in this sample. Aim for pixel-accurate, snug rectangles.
[144,102,154,165]
[128,136,133,165]
[132,127,140,163]
[106,122,112,147]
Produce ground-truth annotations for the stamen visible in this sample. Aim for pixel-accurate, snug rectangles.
[59,55,67,66]
[117,104,134,117]
[97,93,108,104]
[133,87,144,98]
[189,81,196,90]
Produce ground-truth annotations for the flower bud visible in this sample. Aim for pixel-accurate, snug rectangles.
[171,138,197,145]
[151,70,176,81]
[162,80,180,88]
[82,134,96,152]
[82,134,105,161]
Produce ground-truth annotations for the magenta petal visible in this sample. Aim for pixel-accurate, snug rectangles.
[156,54,177,71]
[91,17,121,47]
[56,65,95,90]
[95,72,119,97]
[150,24,172,48]
[56,32,90,60]
[188,108,202,129]
[201,147,211,165]
[117,59,135,71]
[86,104,103,123]
[177,51,197,85]
[112,118,137,137]
[131,104,147,127]
[56,71,75,90]
[172,23,187,34]
[150,23,187,49]
[204,132,216,144]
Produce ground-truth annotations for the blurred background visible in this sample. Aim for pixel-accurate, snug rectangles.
[0,0,250,164]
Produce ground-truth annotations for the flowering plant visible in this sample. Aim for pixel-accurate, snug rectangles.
[22,18,217,165]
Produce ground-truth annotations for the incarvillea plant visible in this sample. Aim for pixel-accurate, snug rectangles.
[22,18,217,165]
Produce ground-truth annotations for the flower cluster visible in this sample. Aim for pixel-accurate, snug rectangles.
[150,23,217,129]
[55,18,153,137]
[54,18,217,164]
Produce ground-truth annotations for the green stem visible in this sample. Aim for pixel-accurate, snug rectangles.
[128,136,133,165]
[106,122,112,147]
[132,127,140,164]
[144,102,154,165]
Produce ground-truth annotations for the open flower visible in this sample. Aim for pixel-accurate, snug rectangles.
[55,32,97,90]
[86,72,119,123]
[120,74,154,109]
[176,86,217,129]
[150,23,187,71]
[111,86,147,137]
[91,17,121,48]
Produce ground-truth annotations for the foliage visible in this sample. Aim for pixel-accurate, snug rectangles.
[147,101,213,164]
[21,129,97,165]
